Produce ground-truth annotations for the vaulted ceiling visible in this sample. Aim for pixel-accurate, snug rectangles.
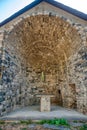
[5,15,81,72]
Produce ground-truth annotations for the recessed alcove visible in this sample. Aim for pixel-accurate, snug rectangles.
[2,15,83,113]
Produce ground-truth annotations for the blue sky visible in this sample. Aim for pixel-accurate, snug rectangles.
[0,0,34,22]
[0,0,87,22]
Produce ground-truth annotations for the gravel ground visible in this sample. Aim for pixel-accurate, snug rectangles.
[0,120,87,130]
[0,124,70,130]
[0,124,54,130]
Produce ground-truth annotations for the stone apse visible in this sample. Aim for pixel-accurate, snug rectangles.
[0,2,87,116]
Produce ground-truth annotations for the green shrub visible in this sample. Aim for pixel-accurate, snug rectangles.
[59,118,69,126]
[36,118,69,126]
[80,124,87,130]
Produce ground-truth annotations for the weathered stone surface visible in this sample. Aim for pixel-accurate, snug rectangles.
[40,95,50,112]
[0,3,87,116]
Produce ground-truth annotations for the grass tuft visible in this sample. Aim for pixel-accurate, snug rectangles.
[36,118,70,126]
[20,120,32,125]
[0,120,5,125]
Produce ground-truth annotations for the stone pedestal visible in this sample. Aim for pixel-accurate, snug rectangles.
[40,95,50,112]
[36,94,54,112]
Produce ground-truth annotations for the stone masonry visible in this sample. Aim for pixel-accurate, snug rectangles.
[0,2,87,116]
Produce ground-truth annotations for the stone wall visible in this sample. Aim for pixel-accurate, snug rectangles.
[0,31,28,116]
[0,2,87,116]
[67,46,87,114]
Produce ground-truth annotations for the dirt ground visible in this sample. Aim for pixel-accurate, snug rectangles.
[0,120,87,130]
[0,124,51,130]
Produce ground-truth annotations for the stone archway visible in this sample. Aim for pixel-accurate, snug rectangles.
[2,15,82,113]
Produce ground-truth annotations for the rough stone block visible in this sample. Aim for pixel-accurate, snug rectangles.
[40,95,50,112]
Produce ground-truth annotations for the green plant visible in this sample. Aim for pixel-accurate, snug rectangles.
[11,122,19,126]
[0,128,2,130]
[20,128,27,130]
[59,118,69,126]
[73,120,78,123]
[20,120,32,125]
[36,118,69,126]
[80,124,87,130]
[0,120,5,124]
[37,120,47,124]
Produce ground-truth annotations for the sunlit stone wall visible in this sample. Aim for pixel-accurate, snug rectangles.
[0,2,87,116]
